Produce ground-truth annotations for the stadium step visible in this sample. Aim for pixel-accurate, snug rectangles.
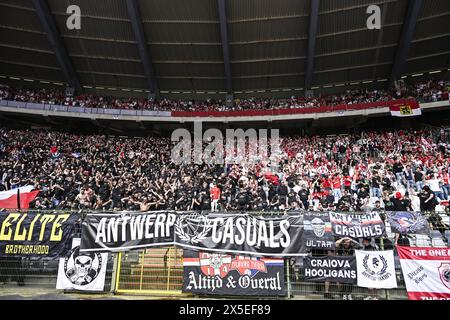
[119,276,184,284]
[117,282,183,289]
[127,268,184,276]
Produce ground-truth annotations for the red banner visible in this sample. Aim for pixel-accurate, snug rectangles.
[172,98,418,118]
[397,246,450,300]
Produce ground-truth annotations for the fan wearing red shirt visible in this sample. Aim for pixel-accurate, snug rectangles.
[50,145,59,158]
[332,175,342,202]
[322,177,332,191]
[210,184,221,212]
[343,175,352,191]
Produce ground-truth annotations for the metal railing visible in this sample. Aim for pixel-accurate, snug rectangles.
[114,247,188,296]
[0,254,116,293]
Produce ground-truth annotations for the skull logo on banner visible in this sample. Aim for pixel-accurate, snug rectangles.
[311,218,326,237]
[64,247,102,286]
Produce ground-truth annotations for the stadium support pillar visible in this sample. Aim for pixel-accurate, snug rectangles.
[305,0,319,90]
[65,86,75,97]
[126,0,158,96]
[32,0,81,93]
[225,94,234,108]
[305,90,314,99]
[389,0,422,85]
[218,0,232,94]
[148,93,156,102]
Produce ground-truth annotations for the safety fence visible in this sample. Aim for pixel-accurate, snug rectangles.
[288,253,408,300]
[0,210,449,299]
[0,255,116,292]
[0,248,411,300]
[114,247,188,296]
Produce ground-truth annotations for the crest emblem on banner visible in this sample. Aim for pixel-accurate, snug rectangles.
[199,252,232,278]
[388,212,428,234]
[356,250,397,289]
[400,105,413,115]
[175,213,212,244]
[362,254,388,278]
[230,257,267,277]
[438,263,450,289]
[63,247,103,286]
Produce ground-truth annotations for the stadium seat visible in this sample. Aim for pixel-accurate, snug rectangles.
[413,234,431,247]
[430,230,446,247]
[394,256,402,270]
[384,222,395,239]
[439,214,450,226]
[444,230,450,246]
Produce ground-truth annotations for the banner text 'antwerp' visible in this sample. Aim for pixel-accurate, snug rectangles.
[80,211,306,257]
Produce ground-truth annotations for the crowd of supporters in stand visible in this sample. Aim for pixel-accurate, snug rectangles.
[0,127,449,214]
[0,80,448,111]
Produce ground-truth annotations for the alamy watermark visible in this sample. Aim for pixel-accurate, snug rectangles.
[171,122,281,168]
[366,5,381,30]
[64,4,381,31]
[66,5,81,30]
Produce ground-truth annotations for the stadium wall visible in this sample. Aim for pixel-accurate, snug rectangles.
[0,99,448,123]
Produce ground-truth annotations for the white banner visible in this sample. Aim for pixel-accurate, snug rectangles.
[397,246,450,300]
[56,238,108,291]
[356,250,397,289]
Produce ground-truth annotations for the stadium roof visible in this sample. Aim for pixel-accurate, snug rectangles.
[0,0,449,96]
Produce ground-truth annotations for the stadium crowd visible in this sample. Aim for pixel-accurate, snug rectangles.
[0,126,449,213]
[0,79,448,112]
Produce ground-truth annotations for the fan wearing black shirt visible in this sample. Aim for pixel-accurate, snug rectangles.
[414,167,425,191]
[278,181,289,206]
[298,187,310,210]
[199,190,211,211]
[357,187,370,200]
[337,190,353,211]
[419,186,437,212]
[236,188,251,210]
[370,174,382,198]
[335,237,360,300]
[393,160,404,183]
[390,192,411,211]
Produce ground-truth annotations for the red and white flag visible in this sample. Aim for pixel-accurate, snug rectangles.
[0,185,40,209]
[420,137,432,151]
[390,101,422,117]
[397,246,450,300]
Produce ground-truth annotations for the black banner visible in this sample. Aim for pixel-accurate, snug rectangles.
[182,249,286,296]
[302,212,335,250]
[80,211,306,257]
[80,211,176,252]
[303,256,357,284]
[0,211,78,258]
[329,212,385,239]
[387,211,430,235]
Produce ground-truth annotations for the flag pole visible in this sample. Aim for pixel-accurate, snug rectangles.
[17,188,21,210]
